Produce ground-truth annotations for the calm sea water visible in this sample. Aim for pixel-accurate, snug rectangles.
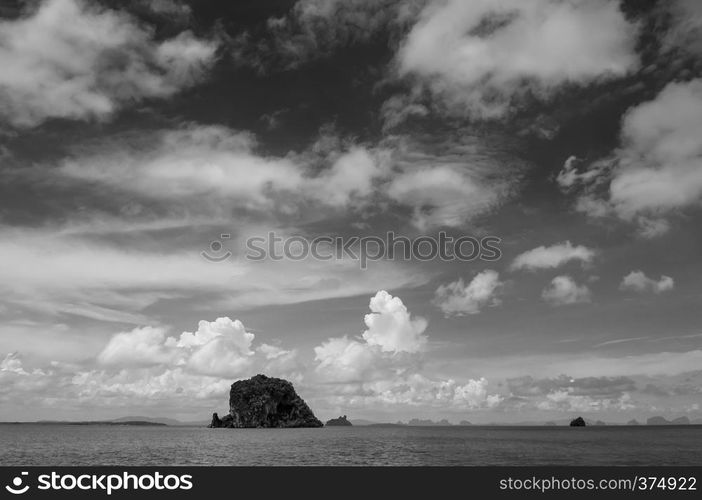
[1,424,701,466]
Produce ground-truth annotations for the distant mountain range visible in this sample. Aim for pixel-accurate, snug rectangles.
[6,415,701,427]
[350,416,702,426]
[3,416,209,426]
[111,416,208,426]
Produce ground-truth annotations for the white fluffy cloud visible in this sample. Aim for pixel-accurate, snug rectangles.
[609,80,702,218]
[0,0,217,127]
[620,271,674,294]
[362,291,428,354]
[396,0,638,118]
[559,79,702,236]
[510,241,595,271]
[97,317,292,379]
[433,270,503,316]
[541,275,591,306]
[97,326,176,367]
[314,290,427,381]
[313,290,502,410]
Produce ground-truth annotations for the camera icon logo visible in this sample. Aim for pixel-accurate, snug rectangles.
[5,472,29,495]
[201,234,232,262]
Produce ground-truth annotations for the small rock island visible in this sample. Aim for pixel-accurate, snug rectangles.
[208,374,323,428]
[325,415,352,426]
[569,416,586,427]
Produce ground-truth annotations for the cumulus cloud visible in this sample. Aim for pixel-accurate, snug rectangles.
[620,271,674,294]
[510,241,595,271]
[97,317,293,379]
[313,290,501,409]
[1,317,302,418]
[558,79,702,236]
[396,0,638,119]
[314,291,427,381]
[97,326,176,367]
[433,270,503,316]
[0,0,217,127]
[362,291,428,354]
[541,275,591,306]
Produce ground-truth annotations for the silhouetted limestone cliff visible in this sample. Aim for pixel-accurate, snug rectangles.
[325,415,352,426]
[208,374,323,428]
[569,416,586,427]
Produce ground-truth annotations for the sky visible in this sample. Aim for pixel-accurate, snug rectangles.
[1,0,702,424]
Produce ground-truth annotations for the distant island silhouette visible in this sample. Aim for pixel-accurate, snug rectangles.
[570,417,586,427]
[326,415,352,426]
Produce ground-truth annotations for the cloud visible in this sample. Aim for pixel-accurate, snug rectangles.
[541,275,591,306]
[383,133,520,230]
[98,317,286,378]
[556,156,610,190]
[433,270,502,316]
[97,326,176,367]
[610,80,702,218]
[620,271,674,294]
[559,79,702,236]
[395,0,638,119]
[362,291,428,354]
[313,290,500,409]
[386,165,502,230]
[507,375,636,398]
[510,241,595,271]
[55,125,389,214]
[661,0,702,57]
[58,126,303,209]
[355,374,502,410]
[0,224,429,326]
[536,389,634,413]
[231,0,425,70]
[503,374,638,413]
[306,147,390,208]
[313,335,385,382]
[313,290,428,381]
[0,0,217,127]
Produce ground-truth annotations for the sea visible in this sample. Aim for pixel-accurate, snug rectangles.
[1,424,701,466]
